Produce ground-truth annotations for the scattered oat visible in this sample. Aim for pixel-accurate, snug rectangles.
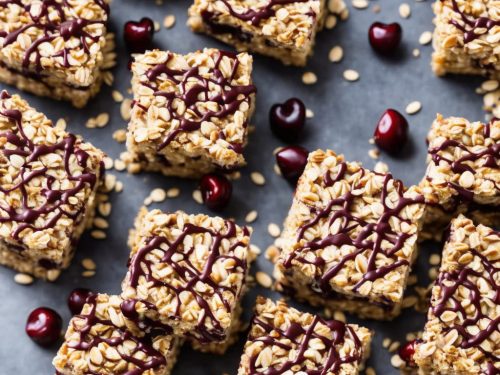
[163,14,176,29]
[302,71,317,85]
[352,0,369,9]
[391,354,404,368]
[406,100,422,114]
[374,161,389,173]
[166,187,180,198]
[274,164,282,176]
[325,15,337,29]
[429,266,438,280]
[154,21,160,32]
[99,202,112,217]
[368,148,380,159]
[14,273,34,285]
[103,157,113,170]
[412,48,421,57]
[93,217,109,229]
[268,223,281,237]
[333,311,346,322]
[481,80,499,92]
[55,118,67,130]
[429,254,441,266]
[82,258,96,271]
[114,159,126,171]
[265,245,280,262]
[249,244,261,258]
[95,112,109,128]
[389,341,401,353]
[329,46,343,63]
[192,189,203,204]
[91,230,106,240]
[382,338,392,348]
[366,367,376,375]
[115,181,123,193]
[82,270,96,278]
[250,172,266,186]
[245,210,258,223]
[399,3,411,18]
[402,295,418,308]
[343,69,359,82]
[306,108,314,118]
[112,90,124,102]
[419,31,433,45]
[372,4,381,13]
[256,272,273,288]
[113,129,127,143]
[368,137,375,144]
[121,99,132,121]
[150,188,167,203]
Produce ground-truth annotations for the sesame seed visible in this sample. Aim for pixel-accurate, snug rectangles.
[302,71,317,85]
[343,69,359,82]
[256,272,273,288]
[250,172,266,186]
[328,46,343,63]
[14,273,34,285]
[419,31,433,45]
[405,101,422,114]
[268,223,281,237]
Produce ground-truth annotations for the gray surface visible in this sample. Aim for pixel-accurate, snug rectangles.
[0,0,486,374]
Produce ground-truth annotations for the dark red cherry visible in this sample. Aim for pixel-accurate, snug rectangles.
[369,22,402,54]
[374,109,408,154]
[399,340,419,367]
[124,18,155,53]
[270,98,306,141]
[200,174,232,211]
[276,146,309,181]
[68,288,93,315]
[25,307,62,346]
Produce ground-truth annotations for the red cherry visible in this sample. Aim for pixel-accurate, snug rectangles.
[270,98,306,141]
[124,18,155,53]
[276,146,309,181]
[67,288,93,315]
[369,22,402,54]
[25,307,62,346]
[399,340,419,367]
[200,174,232,211]
[374,109,408,154]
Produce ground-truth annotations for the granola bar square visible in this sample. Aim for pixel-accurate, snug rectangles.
[432,0,500,78]
[124,48,255,178]
[238,297,373,374]
[121,208,252,344]
[188,0,329,66]
[0,91,105,280]
[53,294,182,375]
[0,0,115,108]
[414,215,500,374]
[420,115,499,240]
[273,149,426,319]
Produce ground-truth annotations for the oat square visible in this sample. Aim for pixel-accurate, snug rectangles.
[237,297,373,374]
[273,149,426,319]
[420,115,499,240]
[0,91,105,280]
[0,0,115,107]
[432,0,500,78]
[121,208,252,343]
[124,48,255,178]
[414,215,500,374]
[53,294,182,375]
[188,0,330,66]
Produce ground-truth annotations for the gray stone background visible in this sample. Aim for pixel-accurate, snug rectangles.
[0,0,487,374]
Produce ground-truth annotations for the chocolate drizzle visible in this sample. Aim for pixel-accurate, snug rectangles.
[427,120,499,203]
[446,0,500,44]
[432,229,499,372]
[248,314,363,374]
[126,219,248,342]
[0,0,109,75]
[284,164,424,298]
[138,50,256,151]
[0,91,99,240]
[68,294,167,374]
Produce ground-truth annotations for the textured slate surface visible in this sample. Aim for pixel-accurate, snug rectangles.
[0,0,486,374]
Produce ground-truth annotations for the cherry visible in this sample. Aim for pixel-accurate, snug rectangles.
[200,174,232,211]
[67,288,93,315]
[369,22,402,55]
[124,18,155,53]
[276,146,309,181]
[25,307,62,346]
[374,109,408,154]
[399,340,419,367]
[270,98,306,141]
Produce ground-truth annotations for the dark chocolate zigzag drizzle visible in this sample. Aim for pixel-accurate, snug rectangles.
[446,0,500,44]
[427,120,499,203]
[432,229,499,375]
[125,220,249,343]
[137,50,256,152]
[283,164,424,298]
[248,313,363,374]
[67,294,167,375]
[0,0,109,75]
[0,90,100,240]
